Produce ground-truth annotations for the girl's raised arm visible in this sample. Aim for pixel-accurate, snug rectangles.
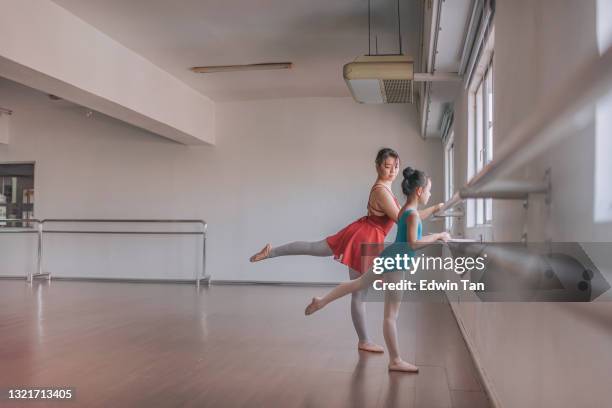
[418,203,444,220]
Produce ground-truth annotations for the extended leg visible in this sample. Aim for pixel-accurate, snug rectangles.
[305,268,379,315]
[250,239,332,262]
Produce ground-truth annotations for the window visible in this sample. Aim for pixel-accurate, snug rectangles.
[484,63,494,222]
[444,134,455,231]
[0,163,35,228]
[474,62,494,225]
[467,32,494,228]
[595,0,612,222]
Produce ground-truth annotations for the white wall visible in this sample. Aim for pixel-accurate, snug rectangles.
[0,111,9,144]
[0,78,443,282]
[450,1,612,407]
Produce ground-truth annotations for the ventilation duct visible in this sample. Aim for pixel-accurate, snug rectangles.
[343,55,414,104]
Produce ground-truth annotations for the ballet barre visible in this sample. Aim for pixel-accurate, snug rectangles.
[0,218,47,283]
[434,210,464,219]
[437,45,612,214]
[0,218,208,288]
[436,179,550,218]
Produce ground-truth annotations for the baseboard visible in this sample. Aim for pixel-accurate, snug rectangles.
[447,300,504,408]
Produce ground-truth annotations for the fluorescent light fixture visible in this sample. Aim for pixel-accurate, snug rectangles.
[190,62,292,74]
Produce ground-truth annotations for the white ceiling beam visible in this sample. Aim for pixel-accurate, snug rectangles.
[0,0,215,145]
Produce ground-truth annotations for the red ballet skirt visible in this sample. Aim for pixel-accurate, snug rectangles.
[326,211,396,275]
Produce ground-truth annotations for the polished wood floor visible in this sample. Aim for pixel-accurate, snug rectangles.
[0,280,490,408]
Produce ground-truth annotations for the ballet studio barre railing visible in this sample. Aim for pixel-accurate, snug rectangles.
[0,218,47,282]
[0,218,208,288]
[435,45,612,221]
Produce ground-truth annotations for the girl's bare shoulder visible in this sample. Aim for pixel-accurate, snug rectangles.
[406,210,421,223]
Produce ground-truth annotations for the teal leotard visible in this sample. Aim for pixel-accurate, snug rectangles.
[394,208,422,243]
[378,208,422,273]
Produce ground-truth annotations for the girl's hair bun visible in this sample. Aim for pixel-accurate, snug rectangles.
[401,167,428,196]
[402,167,415,179]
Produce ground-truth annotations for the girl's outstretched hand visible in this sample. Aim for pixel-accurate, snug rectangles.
[437,232,451,242]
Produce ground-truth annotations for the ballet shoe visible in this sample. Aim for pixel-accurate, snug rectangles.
[358,342,385,353]
[250,244,271,262]
[388,360,419,373]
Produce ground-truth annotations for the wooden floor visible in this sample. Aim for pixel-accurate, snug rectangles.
[0,280,490,408]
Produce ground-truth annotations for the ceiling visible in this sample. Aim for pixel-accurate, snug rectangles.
[51,0,422,102]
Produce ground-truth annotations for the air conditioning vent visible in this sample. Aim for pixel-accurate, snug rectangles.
[343,55,414,104]
[383,79,413,103]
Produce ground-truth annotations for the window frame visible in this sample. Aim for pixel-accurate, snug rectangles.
[467,29,495,230]
[444,132,455,231]
[595,0,612,223]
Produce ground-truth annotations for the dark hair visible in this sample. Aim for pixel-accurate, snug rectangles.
[375,148,399,167]
[401,167,428,196]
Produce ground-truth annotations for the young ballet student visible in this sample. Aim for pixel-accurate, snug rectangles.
[249,148,444,353]
[304,167,451,373]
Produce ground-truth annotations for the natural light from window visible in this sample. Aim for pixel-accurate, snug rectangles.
[595,0,612,223]
[467,52,494,228]
[444,134,454,231]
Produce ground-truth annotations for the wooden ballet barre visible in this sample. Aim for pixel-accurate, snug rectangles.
[437,45,612,215]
